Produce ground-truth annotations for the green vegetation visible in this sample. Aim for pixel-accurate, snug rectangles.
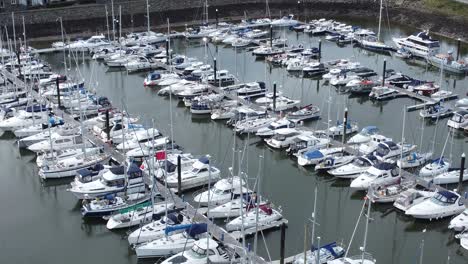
[424,0,468,18]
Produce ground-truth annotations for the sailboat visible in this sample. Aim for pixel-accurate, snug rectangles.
[355,0,393,53]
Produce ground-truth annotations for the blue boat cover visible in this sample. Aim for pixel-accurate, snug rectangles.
[432,157,445,165]
[438,190,458,200]
[26,104,47,112]
[374,162,397,170]
[312,242,343,258]
[304,150,324,159]
[362,126,378,134]
[198,156,210,164]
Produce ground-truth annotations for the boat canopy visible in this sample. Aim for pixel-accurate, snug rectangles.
[432,157,445,165]
[304,150,324,159]
[438,190,459,200]
[312,242,343,258]
[259,204,273,215]
[374,162,397,171]
[77,164,105,177]
[26,104,48,112]
[361,126,378,134]
[165,223,207,236]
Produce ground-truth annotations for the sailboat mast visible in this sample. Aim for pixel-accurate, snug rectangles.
[361,198,371,263]
[377,0,383,41]
[254,152,263,257]
[59,17,67,76]
[105,5,110,41]
[146,0,150,32]
[111,0,115,41]
[399,108,406,176]
[11,12,16,50]
[167,19,174,150]
[22,16,26,49]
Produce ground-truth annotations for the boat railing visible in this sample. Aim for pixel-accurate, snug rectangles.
[348,252,376,262]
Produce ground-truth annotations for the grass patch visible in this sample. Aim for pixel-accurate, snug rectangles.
[424,0,468,18]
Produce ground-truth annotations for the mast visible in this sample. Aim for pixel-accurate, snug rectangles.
[254,151,264,257]
[361,198,371,263]
[167,18,174,150]
[399,108,406,177]
[377,0,383,41]
[206,155,212,262]
[119,6,122,42]
[11,12,16,50]
[111,0,115,41]
[146,0,151,32]
[22,16,26,50]
[105,5,110,41]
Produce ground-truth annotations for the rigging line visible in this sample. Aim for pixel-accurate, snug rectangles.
[344,198,366,257]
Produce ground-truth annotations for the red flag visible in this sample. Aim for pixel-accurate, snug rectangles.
[155,151,166,160]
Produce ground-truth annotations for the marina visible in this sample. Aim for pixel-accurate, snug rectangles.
[0,9,468,264]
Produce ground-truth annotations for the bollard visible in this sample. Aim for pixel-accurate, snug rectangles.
[273,82,277,112]
[318,40,322,62]
[213,57,217,86]
[16,51,21,77]
[456,38,461,61]
[177,155,182,194]
[215,9,219,28]
[382,60,387,86]
[165,39,169,65]
[457,153,465,195]
[270,25,273,48]
[280,222,286,264]
[56,77,61,109]
[342,108,348,145]
[105,109,110,141]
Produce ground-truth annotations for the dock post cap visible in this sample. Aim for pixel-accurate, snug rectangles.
[462,153,465,158]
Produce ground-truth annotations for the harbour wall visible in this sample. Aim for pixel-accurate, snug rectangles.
[0,0,466,41]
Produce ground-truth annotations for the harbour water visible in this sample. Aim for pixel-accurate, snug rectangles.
[1,21,468,264]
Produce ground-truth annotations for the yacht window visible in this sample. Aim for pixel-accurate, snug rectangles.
[431,193,456,205]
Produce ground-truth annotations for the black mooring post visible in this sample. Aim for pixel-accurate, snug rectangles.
[177,155,182,194]
[105,109,110,141]
[215,9,219,28]
[16,51,21,77]
[213,57,217,86]
[270,25,273,48]
[456,38,461,61]
[342,107,348,145]
[56,77,61,109]
[458,153,466,195]
[280,222,286,264]
[165,39,170,65]
[273,82,277,112]
[382,59,387,86]
[318,40,322,62]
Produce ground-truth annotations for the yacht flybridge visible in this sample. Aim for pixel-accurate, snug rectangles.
[392,31,440,57]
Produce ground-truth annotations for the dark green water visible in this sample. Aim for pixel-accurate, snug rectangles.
[1,23,467,264]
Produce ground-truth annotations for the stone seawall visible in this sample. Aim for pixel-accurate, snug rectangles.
[0,0,466,41]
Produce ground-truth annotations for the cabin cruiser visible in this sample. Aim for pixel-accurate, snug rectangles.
[410,82,440,96]
[81,192,150,217]
[255,91,283,106]
[225,204,283,231]
[37,147,102,167]
[449,209,468,232]
[165,157,220,191]
[358,134,393,155]
[13,115,64,138]
[269,97,301,111]
[204,70,236,87]
[419,157,451,177]
[329,74,360,86]
[234,82,267,99]
[405,191,465,220]
[427,51,468,74]
[297,147,344,166]
[393,188,435,212]
[160,238,241,264]
[135,223,208,258]
[115,128,161,150]
[287,105,321,122]
[66,35,109,50]
[373,141,416,161]
[106,201,173,230]
[419,103,453,119]
[315,154,355,171]
[127,212,189,245]
[68,164,146,199]
[447,110,468,129]
[38,151,110,179]
[347,126,379,144]
[348,79,377,95]
[455,98,468,109]
[193,176,249,206]
[286,134,330,156]
[18,124,79,148]
[252,46,285,57]
[326,121,359,137]
[28,134,89,153]
[271,14,298,27]
[142,153,195,180]
[235,116,277,134]
[350,162,400,190]
[256,118,296,138]
[0,110,50,131]
[397,151,432,169]
[431,169,468,185]
[265,128,313,149]
[125,137,172,159]
[392,31,440,57]
[369,86,399,100]
[291,242,345,264]
[143,72,180,86]
[328,155,379,179]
